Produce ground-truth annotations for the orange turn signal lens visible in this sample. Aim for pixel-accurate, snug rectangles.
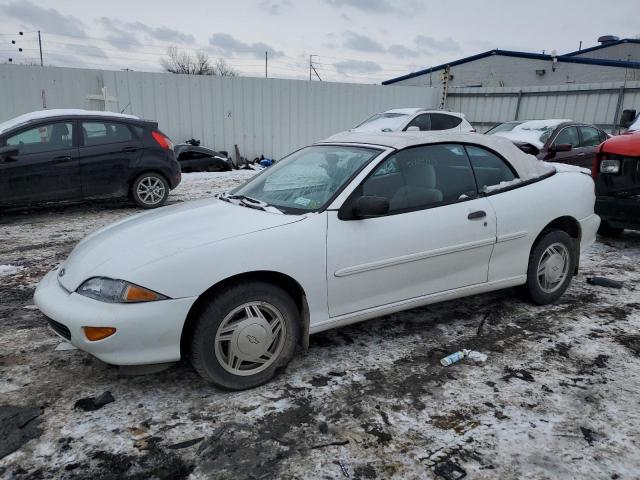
[123,285,161,302]
[83,326,117,341]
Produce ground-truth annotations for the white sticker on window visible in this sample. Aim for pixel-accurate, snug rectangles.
[293,197,311,207]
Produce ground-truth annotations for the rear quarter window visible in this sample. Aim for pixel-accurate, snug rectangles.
[465,145,517,191]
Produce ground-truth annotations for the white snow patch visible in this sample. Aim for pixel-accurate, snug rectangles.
[492,119,572,149]
[0,109,140,134]
[0,264,24,277]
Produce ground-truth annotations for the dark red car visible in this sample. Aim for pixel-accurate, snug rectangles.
[487,119,610,169]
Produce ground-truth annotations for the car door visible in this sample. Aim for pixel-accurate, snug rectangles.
[0,120,80,204]
[549,126,583,165]
[79,120,143,197]
[326,143,496,317]
[577,125,604,169]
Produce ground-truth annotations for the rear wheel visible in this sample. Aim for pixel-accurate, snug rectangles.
[522,230,576,305]
[190,282,300,390]
[598,220,624,237]
[131,172,169,209]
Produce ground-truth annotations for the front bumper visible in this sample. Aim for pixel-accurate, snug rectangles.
[34,269,196,365]
[595,195,640,229]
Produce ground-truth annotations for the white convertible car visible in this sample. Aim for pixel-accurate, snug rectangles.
[35,132,599,389]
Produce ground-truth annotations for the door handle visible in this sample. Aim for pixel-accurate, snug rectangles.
[52,155,72,163]
[468,210,486,220]
[122,147,140,153]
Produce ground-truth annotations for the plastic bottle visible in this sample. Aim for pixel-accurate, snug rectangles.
[440,350,468,366]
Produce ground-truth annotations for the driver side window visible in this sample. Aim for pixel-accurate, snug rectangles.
[362,144,477,214]
[553,127,580,148]
[6,122,74,155]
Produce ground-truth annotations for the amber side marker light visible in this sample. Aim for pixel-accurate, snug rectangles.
[124,284,163,302]
[83,326,117,341]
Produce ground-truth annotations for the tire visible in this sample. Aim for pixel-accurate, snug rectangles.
[190,282,300,390]
[598,220,624,238]
[521,230,576,305]
[131,172,169,209]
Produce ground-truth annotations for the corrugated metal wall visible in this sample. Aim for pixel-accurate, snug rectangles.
[0,65,439,159]
[446,81,640,132]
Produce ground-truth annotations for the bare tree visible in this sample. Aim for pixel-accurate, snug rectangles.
[161,46,237,76]
[213,59,237,77]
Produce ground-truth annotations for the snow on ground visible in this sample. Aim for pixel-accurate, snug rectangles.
[1,170,640,479]
[0,265,24,277]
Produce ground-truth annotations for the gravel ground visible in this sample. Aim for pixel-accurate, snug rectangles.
[1,169,639,480]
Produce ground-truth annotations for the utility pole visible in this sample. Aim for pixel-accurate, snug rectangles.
[38,30,43,66]
[265,51,268,78]
[309,55,322,81]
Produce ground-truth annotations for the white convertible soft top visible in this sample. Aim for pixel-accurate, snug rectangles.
[321,131,555,182]
[0,109,140,135]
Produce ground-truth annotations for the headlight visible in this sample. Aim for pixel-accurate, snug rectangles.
[76,277,168,303]
[600,159,620,174]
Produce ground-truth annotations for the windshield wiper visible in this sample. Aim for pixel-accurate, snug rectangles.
[219,193,283,214]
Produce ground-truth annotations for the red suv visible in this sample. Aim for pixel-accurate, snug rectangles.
[592,132,640,236]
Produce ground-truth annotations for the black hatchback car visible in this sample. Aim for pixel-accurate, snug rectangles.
[0,110,181,209]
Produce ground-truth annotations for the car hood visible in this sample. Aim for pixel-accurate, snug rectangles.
[57,198,304,292]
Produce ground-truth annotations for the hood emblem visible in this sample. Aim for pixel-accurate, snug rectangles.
[246,335,259,344]
[58,268,66,278]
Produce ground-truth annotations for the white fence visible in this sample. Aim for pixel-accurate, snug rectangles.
[0,65,439,159]
[445,81,640,132]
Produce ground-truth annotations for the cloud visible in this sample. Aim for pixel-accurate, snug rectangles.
[324,0,400,14]
[388,44,418,58]
[208,33,284,58]
[128,22,195,44]
[99,17,140,49]
[65,44,108,59]
[414,35,461,54]
[334,59,382,74]
[343,31,385,53]
[259,0,291,15]
[0,0,86,37]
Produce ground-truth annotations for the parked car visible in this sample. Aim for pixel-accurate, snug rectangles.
[0,109,181,209]
[350,108,474,134]
[174,144,232,172]
[592,131,640,236]
[487,119,609,169]
[35,131,599,389]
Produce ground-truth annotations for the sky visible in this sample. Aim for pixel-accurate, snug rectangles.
[0,0,638,84]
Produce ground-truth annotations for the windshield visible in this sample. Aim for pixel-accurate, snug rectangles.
[352,113,410,132]
[629,115,640,132]
[492,120,570,147]
[230,145,381,213]
[486,122,522,134]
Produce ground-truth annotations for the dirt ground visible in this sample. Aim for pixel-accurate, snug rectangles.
[1,170,639,480]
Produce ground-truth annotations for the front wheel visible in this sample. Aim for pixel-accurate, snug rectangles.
[190,282,300,390]
[522,230,576,305]
[131,173,169,209]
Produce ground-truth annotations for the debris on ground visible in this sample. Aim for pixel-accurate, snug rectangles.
[587,276,625,289]
[440,349,487,366]
[433,459,466,480]
[74,391,115,412]
[54,342,77,351]
[0,405,43,459]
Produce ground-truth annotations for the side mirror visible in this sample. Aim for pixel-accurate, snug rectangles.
[0,145,19,161]
[352,195,389,219]
[406,126,420,132]
[551,143,572,152]
[620,109,636,129]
